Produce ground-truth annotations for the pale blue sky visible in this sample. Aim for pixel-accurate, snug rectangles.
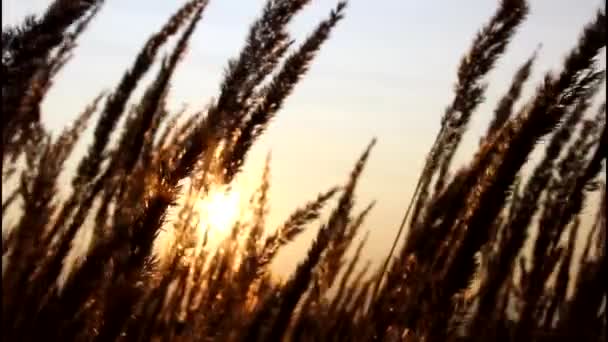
[3,0,605,274]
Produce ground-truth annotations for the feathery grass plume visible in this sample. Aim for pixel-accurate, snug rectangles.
[517,120,606,340]
[2,0,101,71]
[320,200,375,292]
[5,5,102,164]
[378,0,529,292]
[556,196,606,340]
[369,168,472,338]
[555,103,605,185]
[257,187,339,274]
[299,201,375,336]
[329,230,370,317]
[213,0,311,135]
[440,2,605,317]
[222,1,348,180]
[92,3,208,227]
[483,46,539,142]
[22,6,208,329]
[522,105,605,310]
[3,144,59,338]
[118,2,208,177]
[171,0,317,183]
[1,92,104,323]
[246,152,272,253]
[378,7,604,341]
[160,110,199,172]
[41,91,107,224]
[202,155,273,339]
[341,271,373,328]
[244,139,374,342]
[43,3,103,79]
[154,108,183,156]
[99,199,176,340]
[74,0,205,187]
[26,165,170,340]
[91,181,178,341]
[2,0,103,158]
[471,70,604,331]
[49,91,107,179]
[542,217,579,329]
[417,0,529,210]
[135,239,189,340]
[44,88,106,236]
[431,0,530,195]
[535,105,603,236]
[267,139,374,341]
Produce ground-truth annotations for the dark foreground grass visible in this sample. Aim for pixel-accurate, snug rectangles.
[2,0,606,341]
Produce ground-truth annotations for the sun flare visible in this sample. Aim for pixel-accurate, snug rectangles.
[196,186,241,237]
[154,180,247,260]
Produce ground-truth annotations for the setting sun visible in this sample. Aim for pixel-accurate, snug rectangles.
[154,180,246,260]
[195,185,241,239]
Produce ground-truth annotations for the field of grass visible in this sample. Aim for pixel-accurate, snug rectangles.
[2,0,606,341]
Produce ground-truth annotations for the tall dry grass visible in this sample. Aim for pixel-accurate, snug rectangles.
[2,0,606,341]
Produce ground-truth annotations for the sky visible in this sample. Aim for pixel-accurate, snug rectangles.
[3,0,606,275]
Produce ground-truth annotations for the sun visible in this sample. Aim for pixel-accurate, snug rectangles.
[196,185,241,238]
[154,180,245,261]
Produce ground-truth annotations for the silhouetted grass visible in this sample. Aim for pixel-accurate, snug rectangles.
[2,0,605,341]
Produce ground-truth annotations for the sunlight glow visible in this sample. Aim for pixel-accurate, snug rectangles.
[154,161,261,263]
[195,185,241,239]
[154,181,245,262]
